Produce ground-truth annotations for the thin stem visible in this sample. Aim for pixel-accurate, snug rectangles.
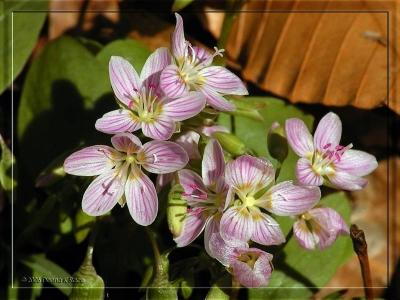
[229,275,240,300]
[145,227,161,271]
[350,224,373,300]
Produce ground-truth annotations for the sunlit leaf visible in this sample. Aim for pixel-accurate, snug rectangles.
[0,134,16,191]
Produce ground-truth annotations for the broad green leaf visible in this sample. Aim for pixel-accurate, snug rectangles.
[0,134,16,191]
[249,192,353,300]
[74,210,95,244]
[21,254,72,296]
[0,0,47,94]
[172,0,195,11]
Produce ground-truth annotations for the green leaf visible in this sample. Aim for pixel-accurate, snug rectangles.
[0,0,47,94]
[205,284,229,300]
[249,192,353,300]
[172,0,194,11]
[218,97,314,182]
[21,254,72,296]
[0,134,16,191]
[74,210,95,244]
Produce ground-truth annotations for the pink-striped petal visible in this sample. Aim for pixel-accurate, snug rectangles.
[314,112,342,152]
[175,131,201,160]
[335,149,378,177]
[160,64,188,98]
[111,132,142,154]
[162,92,205,121]
[139,141,189,174]
[220,206,254,244]
[327,171,368,191]
[200,66,248,96]
[263,181,321,216]
[125,167,158,226]
[296,158,324,186]
[192,46,213,66]
[82,167,127,216]
[141,115,176,140]
[140,47,171,88]
[204,216,220,258]
[251,211,285,245]
[174,212,208,247]
[178,169,207,205]
[109,56,141,107]
[95,109,141,134]
[225,155,275,195]
[200,125,230,137]
[172,13,187,59]
[231,248,273,288]
[293,207,349,250]
[202,139,225,188]
[64,146,122,176]
[200,85,235,111]
[285,118,314,158]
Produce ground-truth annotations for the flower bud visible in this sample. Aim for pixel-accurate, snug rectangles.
[146,254,178,300]
[167,184,187,237]
[267,122,288,163]
[69,246,104,300]
[212,132,247,156]
[227,99,265,121]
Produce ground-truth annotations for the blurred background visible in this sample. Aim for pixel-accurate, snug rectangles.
[0,0,399,299]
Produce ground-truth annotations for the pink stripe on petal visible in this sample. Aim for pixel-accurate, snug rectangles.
[327,171,368,191]
[125,167,158,226]
[172,13,187,59]
[266,181,321,216]
[162,92,205,121]
[64,145,122,176]
[160,64,188,98]
[174,212,208,247]
[95,109,141,134]
[200,85,235,111]
[82,167,126,216]
[141,115,175,140]
[335,149,378,177]
[296,158,324,186]
[175,131,201,160]
[178,169,207,205]
[251,212,285,245]
[140,47,172,87]
[314,112,342,152]
[192,46,213,66]
[204,216,220,258]
[139,141,189,174]
[225,155,275,195]
[200,125,230,137]
[200,66,248,96]
[202,139,225,188]
[111,132,142,154]
[293,219,319,250]
[285,118,314,157]
[109,56,141,107]
[220,207,254,245]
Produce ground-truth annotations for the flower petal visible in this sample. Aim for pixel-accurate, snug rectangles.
[156,173,174,192]
[95,109,141,134]
[263,181,321,216]
[251,211,285,245]
[335,149,378,177]
[202,139,225,188]
[174,212,208,247]
[82,167,126,216]
[296,157,324,186]
[172,13,187,59]
[285,118,314,157]
[200,125,230,137]
[175,131,201,160]
[231,248,273,288]
[220,206,254,244]
[160,64,189,98]
[200,85,235,111]
[162,92,205,121]
[225,155,275,195]
[64,146,122,176]
[141,115,176,140]
[178,169,207,206]
[140,47,172,88]
[327,171,368,191]
[294,207,349,250]
[192,46,213,66]
[200,66,248,95]
[109,56,141,107]
[314,112,342,152]
[125,167,158,226]
[139,141,189,174]
[111,132,142,154]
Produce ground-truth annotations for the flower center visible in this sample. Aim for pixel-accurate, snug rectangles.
[130,85,162,122]
[312,143,353,175]
[244,196,257,207]
[125,154,136,164]
[237,252,259,269]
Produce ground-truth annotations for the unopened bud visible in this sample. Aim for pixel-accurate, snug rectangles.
[212,132,247,156]
[267,122,288,163]
[228,99,265,122]
[147,254,178,300]
[167,184,187,237]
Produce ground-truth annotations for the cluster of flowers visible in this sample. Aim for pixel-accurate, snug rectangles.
[63,13,378,288]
